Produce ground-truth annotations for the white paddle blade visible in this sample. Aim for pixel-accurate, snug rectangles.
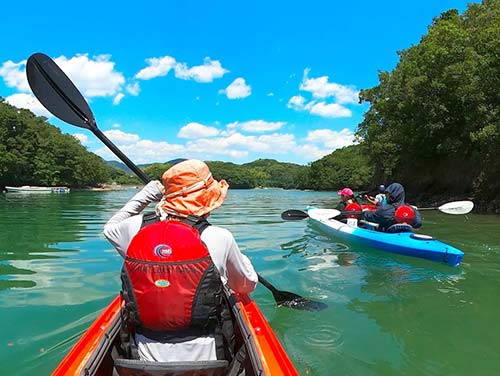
[438,200,474,214]
[308,208,341,220]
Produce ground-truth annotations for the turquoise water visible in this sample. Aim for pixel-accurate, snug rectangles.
[1,189,499,375]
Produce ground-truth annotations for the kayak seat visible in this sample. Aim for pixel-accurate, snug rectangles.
[386,223,414,233]
[114,358,229,376]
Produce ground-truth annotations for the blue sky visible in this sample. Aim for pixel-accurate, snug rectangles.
[0,0,476,165]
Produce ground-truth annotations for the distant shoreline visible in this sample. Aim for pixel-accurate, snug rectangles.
[84,184,140,191]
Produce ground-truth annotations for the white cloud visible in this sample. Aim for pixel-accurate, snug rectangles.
[135,56,176,80]
[113,93,125,105]
[226,120,285,133]
[95,139,186,165]
[112,123,121,128]
[294,143,333,161]
[93,127,301,164]
[0,60,30,91]
[178,122,220,139]
[300,68,359,104]
[55,54,125,97]
[5,93,52,117]
[220,77,251,99]
[288,92,352,119]
[1,54,130,109]
[73,133,89,145]
[103,129,140,144]
[287,69,360,119]
[90,123,355,165]
[135,56,228,83]
[305,128,356,150]
[186,132,296,155]
[126,82,140,96]
[287,95,306,110]
[305,101,351,118]
[174,57,229,83]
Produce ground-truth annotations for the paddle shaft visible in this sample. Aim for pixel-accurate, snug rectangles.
[90,122,150,184]
[258,274,279,293]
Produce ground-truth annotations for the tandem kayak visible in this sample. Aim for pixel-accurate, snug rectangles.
[306,207,464,267]
[52,290,299,376]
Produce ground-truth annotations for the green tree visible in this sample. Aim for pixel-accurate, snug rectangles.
[308,145,374,191]
[143,163,173,181]
[357,0,500,200]
[0,99,114,188]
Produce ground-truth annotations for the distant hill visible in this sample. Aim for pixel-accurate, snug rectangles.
[105,158,308,189]
[106,161,133,174]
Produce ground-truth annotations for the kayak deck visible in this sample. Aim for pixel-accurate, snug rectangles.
[307,207,464,266]
[52,292,298,376]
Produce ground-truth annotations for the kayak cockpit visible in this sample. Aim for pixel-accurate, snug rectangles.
[114,358,229,375]
[52,292,298,376]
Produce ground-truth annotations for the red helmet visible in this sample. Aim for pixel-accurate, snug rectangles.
[345,203,362,218]
[395,205,415,224]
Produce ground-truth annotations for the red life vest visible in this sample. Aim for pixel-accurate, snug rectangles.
[345,203,362,218]
[121,219,223,333]
[395,205,416,225]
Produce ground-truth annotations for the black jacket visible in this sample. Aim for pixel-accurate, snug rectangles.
[362,183,422,231]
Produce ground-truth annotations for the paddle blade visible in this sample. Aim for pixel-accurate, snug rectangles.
[281,209,309,220]
[26,53,96,129]
[258,274,327,311]
[438,200,474,215]
[275,291,328,312]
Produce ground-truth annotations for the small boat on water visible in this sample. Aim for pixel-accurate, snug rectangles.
[52,291,299,376]
[305,207,464,266]
[5,185,70,193]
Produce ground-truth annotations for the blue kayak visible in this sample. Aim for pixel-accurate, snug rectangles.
[306,207,464,267]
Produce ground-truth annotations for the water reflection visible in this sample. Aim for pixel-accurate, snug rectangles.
[0,191,127,304]
[280,228,355,271]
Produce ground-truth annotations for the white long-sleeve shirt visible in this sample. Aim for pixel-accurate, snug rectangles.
[103,181,258,361]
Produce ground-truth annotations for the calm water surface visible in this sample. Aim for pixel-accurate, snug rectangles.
[1,189,499,375]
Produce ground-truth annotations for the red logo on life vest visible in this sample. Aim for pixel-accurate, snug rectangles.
[154,244,172,258]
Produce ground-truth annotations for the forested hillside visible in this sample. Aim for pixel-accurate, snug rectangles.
[0,99,115,188]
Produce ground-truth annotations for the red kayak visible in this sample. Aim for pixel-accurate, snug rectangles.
[52,291,299,376]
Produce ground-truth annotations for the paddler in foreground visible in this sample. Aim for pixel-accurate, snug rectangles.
[103,159,257,363]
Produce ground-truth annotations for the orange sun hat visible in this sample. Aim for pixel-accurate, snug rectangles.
[158,159,229,217]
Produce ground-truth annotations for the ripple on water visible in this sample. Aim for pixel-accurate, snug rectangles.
[301,323,344,350]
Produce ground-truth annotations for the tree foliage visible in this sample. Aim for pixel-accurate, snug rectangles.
[357,0,500,200]
[0,99,114,188]
[143,163,173,181]
[308,145,374,191]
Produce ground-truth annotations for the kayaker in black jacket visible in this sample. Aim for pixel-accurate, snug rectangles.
[362,182,422,231]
